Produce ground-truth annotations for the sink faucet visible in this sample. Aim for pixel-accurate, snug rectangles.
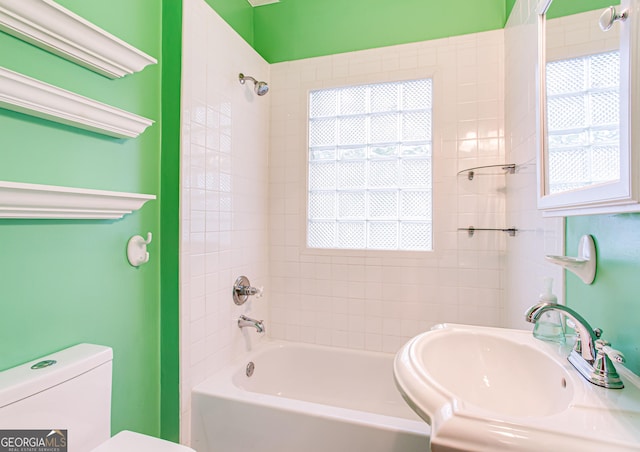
[238,315,265,333]
[526,302,598,361]
[525,302,624,389]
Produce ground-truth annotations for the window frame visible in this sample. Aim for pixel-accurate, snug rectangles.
[303,76,437,255]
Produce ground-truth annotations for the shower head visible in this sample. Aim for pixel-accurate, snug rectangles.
[254,81,269,96]
[239,73,269,96]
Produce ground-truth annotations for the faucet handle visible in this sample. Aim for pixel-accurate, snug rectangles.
[596,339,626,363]
[233,276,264,305]
[569,323,603,356]
[566,319,601,337]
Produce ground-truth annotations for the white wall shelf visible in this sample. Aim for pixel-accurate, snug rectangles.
[0,66,153,138]
[457,163,516,181]
[0,0,157,79]
[0,181,155,219]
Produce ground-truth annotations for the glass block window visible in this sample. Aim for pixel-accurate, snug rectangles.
[546,51,620,194]
[307,79,433,251]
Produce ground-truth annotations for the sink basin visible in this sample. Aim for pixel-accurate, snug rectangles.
[419,329,573,417]
[394,324,640,451]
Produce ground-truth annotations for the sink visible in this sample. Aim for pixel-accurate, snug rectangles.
[394,324,640,451]
[417,329,573,417]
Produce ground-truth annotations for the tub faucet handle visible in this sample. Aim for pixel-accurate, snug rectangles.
[233,276,264,305]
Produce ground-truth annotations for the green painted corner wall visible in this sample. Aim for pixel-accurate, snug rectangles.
[252,0,508,63]
[204,0,254,46]
[505,0,516,21]
[0,0,164,438]
[160,0,183,443]
[546,0,616,19]
[566,215,640,375]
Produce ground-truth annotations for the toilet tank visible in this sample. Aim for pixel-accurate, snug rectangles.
[0,344,113,452]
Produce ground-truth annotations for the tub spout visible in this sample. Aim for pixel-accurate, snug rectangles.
[238,315,265,333]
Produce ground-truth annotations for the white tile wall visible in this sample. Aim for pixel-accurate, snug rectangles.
[502,4,621,325]
[504,0,564,328]
[180,0,270,444]
[546,9,619,60]
[268,31,508,352]
[178,0,571,444]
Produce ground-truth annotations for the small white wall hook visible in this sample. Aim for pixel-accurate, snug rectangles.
[127,232,152,267]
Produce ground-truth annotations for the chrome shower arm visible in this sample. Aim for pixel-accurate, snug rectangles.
[238,73,257,84]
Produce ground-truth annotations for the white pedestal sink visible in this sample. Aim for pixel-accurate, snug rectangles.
[394,323,640,451]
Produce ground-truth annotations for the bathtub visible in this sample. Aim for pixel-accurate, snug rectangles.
[191,340,430,452]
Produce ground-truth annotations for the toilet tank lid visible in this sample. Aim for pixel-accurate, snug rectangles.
[0,344,113,409]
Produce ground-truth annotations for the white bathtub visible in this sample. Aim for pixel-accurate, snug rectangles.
[191,340,430,452]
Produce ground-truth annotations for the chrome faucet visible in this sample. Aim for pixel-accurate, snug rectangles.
[526,302,598,360]
[233,276,264,305]
[238,315,265,333]
[525,302,625,389]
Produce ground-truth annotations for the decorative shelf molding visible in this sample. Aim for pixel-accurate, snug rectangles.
[0,66,153,138]
[0,181,155,219]
[0,0,157,79]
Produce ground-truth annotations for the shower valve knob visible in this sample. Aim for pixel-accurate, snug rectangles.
[233,276,264,305]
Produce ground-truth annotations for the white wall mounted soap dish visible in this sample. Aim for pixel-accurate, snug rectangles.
[545,235,596,285]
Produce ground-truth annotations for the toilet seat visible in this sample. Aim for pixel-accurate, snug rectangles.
[91,430,196,452]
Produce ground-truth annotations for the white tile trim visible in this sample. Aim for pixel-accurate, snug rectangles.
[0,0,157,79]
[246,0,279,6]
[0,180,155,219]
[0,66,154,138]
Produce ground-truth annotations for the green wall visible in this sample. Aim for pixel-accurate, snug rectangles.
[566,215,640,375]
[504,0,615,22]
[204,0,511,64]
[546,0,616,19]
[161,0,183,443]
[204,0,254,46]
[505,0,516,20]
[0,0,164,438]
[253,0,508,63]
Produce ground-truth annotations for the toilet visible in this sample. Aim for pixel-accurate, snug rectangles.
[0,344,194,452]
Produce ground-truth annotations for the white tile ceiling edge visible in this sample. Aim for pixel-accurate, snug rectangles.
[246,0,279,7]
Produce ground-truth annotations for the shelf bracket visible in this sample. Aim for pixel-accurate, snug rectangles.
[458,163,516,180]
[458,226,518,237]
